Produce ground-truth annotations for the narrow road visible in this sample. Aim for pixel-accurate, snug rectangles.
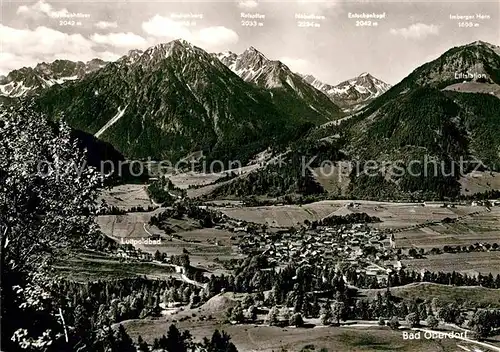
[143,223,153,236]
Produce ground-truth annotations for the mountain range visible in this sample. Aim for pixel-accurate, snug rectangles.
[3,40,385,161]
[350,42,500,161]
[25,40,348,161]
[0,59,107,97]
[301,72,391,111]
[214,48,344,120]
[323,41,500,199]
[0,44,389,116]
[1,38,499,200]
[209,40,500,200]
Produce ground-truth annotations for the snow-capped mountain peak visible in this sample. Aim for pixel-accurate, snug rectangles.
[346,72,391,94]
[217,51,237,61]
[235,46,270,73]
[122,39,220,70]
[124,49,144,63]
[243,46,267,59]
[216,47,288,87]
[301,72,391,111]
[214,46,272,84]
[215,46,344,120]
[0,59,107,97]
[145,40,192,58]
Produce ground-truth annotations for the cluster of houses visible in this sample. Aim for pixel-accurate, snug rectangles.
[114,245,153,261]
[471,199,500,207]
[236,223,400,277]
[423,200,500,207]
[212,215,252,233]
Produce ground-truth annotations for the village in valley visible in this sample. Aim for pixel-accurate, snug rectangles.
[3,0,500,349]
[85,186,500,348]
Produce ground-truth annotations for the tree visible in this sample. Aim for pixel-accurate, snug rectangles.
[189,292,200,308]
[398,302,409,318]
[355,299,368,320]
[331,301,345,324]
[242,295,254,309]
[91,324,117,352]
[74,305,92,344]
[246,305,258,321]
[182,286,192,303]
[280,307,291,324]
[320,304,334,326]
[388,316,400,330]
[406,312,420,328]
[180,253,190,268]
[1,107,104,350]
[437,303,462,324]
[204,329,238,352]
[469,310,494,339]
[158,335,168,349]
[146,176,176,206]
[229,305,245,324]
[426,315,439,329]
[96,304,111,327]
[310,297,321,318]
[267,306,279,326]
[378,317,385,326]
[289,313,304,327]
[114,324,136,352]
[431,298,441,315]
[154,250,162,262]
[0,107,103,271]
[165,324,186,352]
[137,335,150,352]
[152,338,161,350]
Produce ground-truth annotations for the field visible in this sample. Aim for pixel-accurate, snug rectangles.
[160,164,263,199]
[218,200,488,229]
[160,228,242,273]
[360,282,500,308]
[97,212,160,240]
[91,187,500,350]
[169,172,224,189]
[389,207,500,249]
[218,201,344,227]
[366,204,490,230]
[97,187,500,276]
[312,162,351,195]
[99,184,152,209]
[403,252,500,277]
[120,290,500,351]
[126,324,461,352]
[459,171,500,195]
[97,213,242,273]
[101,184,499,247]
[217,200,499,241]
[444,82,500,99]
[122,307,461,352]
[52,251,176,281]
[215,200,500,276]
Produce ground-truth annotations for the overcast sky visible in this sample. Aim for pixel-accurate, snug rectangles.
[1,0,499,85]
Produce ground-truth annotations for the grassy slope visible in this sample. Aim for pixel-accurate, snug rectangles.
[51,251,175,282]
[360,282,500,308]
[123,319,459,352]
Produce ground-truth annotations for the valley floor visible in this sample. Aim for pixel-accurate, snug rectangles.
[90,185,500,352]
